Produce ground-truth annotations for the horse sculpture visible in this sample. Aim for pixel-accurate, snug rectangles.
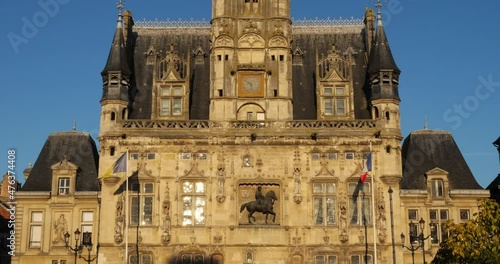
[240,190,278,224]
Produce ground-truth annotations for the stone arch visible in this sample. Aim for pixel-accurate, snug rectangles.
[214,35,234,48]
[236,103,265,121]
[268,36,288,48]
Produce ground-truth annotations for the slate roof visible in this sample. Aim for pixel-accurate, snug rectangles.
[292,32,371,119]
[368,21,400,74]
[121,19,373,120]
[21,132,100,192]
[401,130,483,190]
[128,30,211,120]
[487,174,500,203]
[101,16,131,76]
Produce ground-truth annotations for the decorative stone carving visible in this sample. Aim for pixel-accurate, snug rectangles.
[214,35,234,48]
[52,213,68,244]
[377,188,387,243]
[192,42,206,65]
[338,193,349,243]
[162,183,172,244]
[215,150,226,203]
[238,33,265,48]
[318,44,351,81]
[293,168,302,204]
[115,195,125,244]
[268,36,288,48]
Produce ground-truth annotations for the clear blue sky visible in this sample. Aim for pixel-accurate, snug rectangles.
[1,0,499,188]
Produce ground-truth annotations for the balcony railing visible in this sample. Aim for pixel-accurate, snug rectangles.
[121,120,377,130]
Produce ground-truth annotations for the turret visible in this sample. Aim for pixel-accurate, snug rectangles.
[368,1,401,132]
[100,8,131,134]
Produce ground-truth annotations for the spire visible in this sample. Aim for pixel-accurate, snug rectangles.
[376,0,383,27]
[101,13,131,76]
[100,1,131,103]
[368,0,400,74]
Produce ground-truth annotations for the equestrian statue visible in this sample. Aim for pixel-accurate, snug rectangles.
[240,186,278,224]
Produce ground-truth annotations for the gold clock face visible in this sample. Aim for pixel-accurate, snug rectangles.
[238,73,264,97]
[243,76,260,93]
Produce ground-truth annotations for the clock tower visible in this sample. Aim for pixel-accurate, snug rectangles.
[210,0,293,121]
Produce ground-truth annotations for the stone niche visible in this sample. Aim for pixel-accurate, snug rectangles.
[238,183,280,225]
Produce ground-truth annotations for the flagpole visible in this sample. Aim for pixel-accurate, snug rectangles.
[370,142,378,263]
[124,150,129,264]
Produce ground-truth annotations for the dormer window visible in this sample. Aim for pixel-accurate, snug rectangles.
[58,178,70,195]
[159,85,183,116]
[431,180,444,198]
[321,85,348,117]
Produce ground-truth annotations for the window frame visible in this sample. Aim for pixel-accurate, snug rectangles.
[29,211,43,248]
[129,253,153,264]
[429,209,449,244]
[459,209,470,222]
[314,254,338,264]
[407,209,419,244]
[431,179,444,198]
[312,182,337,226]
[58,177,70,195]
[350,254,373,264]
[130,182,155,226]
[81,211,94,234]
[181,180,207,226]
[158,84,184,117]
[321,85,348,117]
[348,182,371,226]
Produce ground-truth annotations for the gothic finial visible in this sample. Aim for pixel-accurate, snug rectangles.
[72,120,76,131]
[424,116,428,130]
[376,0,383,27]
[117,0,125,16]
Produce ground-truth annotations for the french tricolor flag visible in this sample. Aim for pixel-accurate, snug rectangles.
[360,153,372,183]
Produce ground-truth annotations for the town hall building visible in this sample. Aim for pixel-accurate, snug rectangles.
[12,1,490,264]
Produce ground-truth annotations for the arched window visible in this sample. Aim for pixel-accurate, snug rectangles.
[111,112,116,121]
[385,111,390,120]
[122,108,127,120]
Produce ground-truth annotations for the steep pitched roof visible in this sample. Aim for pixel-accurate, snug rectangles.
[101,16,131,76]
[401,130,482,190]
[367,21,400,74]
[21,132,100,192]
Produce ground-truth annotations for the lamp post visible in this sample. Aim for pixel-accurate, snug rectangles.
[400,232,420,264]
[401,218,433,264]
[79,231,97,263]
[64,229,83,264]
[418,218,432,264]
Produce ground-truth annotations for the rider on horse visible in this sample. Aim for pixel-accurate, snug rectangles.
[255,186,264,207]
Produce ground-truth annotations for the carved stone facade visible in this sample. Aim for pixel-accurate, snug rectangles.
[12,2,490,264]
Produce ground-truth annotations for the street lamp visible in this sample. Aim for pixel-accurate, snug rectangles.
[64,229,83,264]
[418,218,432,264]
[79,231,97,263]
[401,231,420,264]
[401,218,434,264]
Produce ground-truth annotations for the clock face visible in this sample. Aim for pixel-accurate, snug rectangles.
[238,73,264,97]
[243,76,260,93]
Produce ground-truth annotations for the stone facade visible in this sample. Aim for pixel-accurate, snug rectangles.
[12,1,490,264]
